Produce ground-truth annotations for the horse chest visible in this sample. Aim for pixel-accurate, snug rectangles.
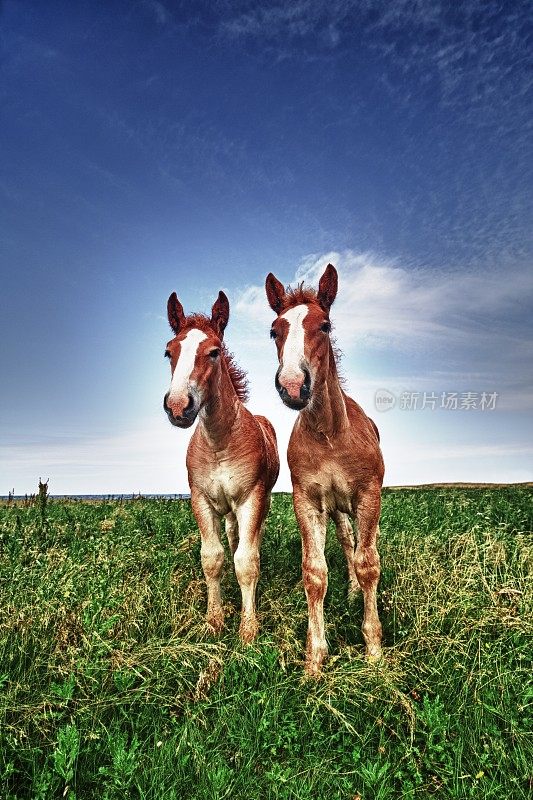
[200,461,240,513]
[325,474,354,515]
[297,456,355,515]
[330,478,355,514]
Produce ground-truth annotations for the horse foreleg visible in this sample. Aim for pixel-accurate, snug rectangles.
[294,487,328,676]
[191,488,225,634]
[355,486,383,661]
[333,511,360,598]
[234,491,266,643]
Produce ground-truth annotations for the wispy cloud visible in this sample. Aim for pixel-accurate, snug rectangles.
[236,250,532,349]
[219,0,531,101]
[218,0,532,264]
[221,1,323,40]
[141,0,169,26]
[234,250,533,413]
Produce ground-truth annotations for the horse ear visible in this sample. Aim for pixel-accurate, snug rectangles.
[211,290,230,338]
[265,273,286,313]
[167,292,185,334]
[317,263,338,312]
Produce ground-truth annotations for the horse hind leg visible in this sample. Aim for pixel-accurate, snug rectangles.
[333,511,361,599]
[354,487,383,661]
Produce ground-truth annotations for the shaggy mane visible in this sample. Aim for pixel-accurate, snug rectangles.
[280,283,318,311]
[181,314,249,402]
[220,344,249,402]
[330,338,345,384]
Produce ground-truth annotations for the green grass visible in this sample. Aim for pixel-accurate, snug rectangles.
[0,487,531,799]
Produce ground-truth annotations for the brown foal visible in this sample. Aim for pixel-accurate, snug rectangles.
[164,290,279,642]
[266,264,384,675]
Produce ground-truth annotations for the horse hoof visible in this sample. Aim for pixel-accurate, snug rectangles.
[366,649,383,664]
[304,659,324,678]
[239,616,259,644]
[206,611,224,635]
[304,645,327,677]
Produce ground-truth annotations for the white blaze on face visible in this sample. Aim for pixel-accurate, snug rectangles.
[168,329,207,401]
[279,304,308,390]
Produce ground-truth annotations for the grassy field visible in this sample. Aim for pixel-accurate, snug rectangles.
[0,487,531,799]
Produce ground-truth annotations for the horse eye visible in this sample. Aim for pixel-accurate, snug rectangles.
[164,349,171,359]
[270,328,277,339]
[320,322,331,333]
[209,348,220,359]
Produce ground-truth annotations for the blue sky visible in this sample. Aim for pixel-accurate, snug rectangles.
[1,0,532,493]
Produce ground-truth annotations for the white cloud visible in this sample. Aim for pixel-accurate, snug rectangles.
[235,249,533,357]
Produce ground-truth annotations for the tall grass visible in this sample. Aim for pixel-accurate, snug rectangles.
[0,488,531,798]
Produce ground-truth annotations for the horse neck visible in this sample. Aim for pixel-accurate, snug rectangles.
[301,342,348,437]
[198,358,241,447]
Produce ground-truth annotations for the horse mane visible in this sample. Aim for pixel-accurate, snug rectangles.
[330,338,345,384]
[280,283,318,311]
[181,314,249,402]
[221,344,249,402]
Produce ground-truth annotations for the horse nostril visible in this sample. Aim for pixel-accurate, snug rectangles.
[163,393,170,411]
[183,394,195,416]
[300,367,311,400]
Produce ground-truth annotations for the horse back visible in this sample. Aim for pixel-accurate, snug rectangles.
[344,396,380,443]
